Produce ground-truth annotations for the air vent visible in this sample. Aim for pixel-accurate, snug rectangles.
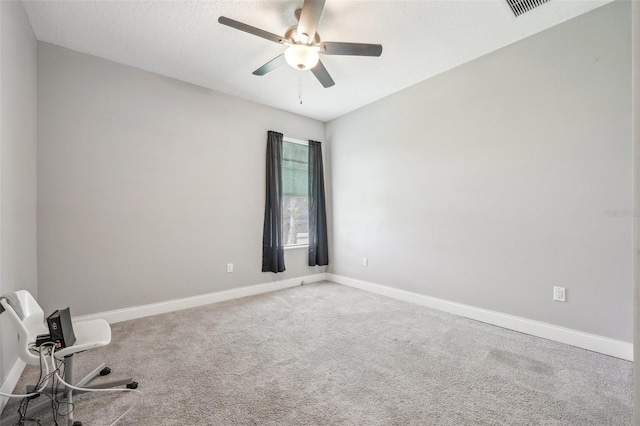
[505,0,550,17]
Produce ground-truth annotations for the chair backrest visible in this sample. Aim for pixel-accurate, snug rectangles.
[0,290,49,365]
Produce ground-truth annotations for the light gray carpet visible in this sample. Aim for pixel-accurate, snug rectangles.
[1,282,632,425]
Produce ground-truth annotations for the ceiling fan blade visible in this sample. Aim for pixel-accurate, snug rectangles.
[252,55,286,76]
[321,42,383,57]
[218,16,285,44]
[311,60,335,88]
[297,0,325,42]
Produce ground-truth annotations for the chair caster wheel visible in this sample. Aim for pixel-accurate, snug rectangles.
[72,422,83,426]
[99,367,111,376]
[126,382,138,389]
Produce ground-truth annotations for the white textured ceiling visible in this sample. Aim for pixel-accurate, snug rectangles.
[22,0,611,122]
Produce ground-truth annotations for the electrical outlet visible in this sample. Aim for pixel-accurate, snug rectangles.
[362,257,368,267]
[553,286,566,302]
[227,263,233,273]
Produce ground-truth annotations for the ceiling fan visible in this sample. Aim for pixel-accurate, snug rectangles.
[218,0,383,88]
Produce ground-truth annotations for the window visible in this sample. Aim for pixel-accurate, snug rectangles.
[282,138,308,247]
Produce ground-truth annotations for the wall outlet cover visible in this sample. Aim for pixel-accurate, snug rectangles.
[553,286,566,302]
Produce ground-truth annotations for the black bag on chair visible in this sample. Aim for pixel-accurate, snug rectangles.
[47,307,76,348]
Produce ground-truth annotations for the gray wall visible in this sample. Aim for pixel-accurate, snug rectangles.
[326,1,632,342]
[0,0,37,396]
[632,0,639,423]
[37,43,325,316]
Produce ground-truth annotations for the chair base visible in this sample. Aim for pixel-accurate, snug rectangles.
[0,358,136,426]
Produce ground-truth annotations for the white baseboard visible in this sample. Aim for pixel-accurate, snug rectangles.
[72,271,632,361]
[76,273,326,324]
[0,358,27,413]
[326,274,633,361]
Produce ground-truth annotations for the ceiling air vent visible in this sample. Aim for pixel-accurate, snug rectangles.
[505,0,550,17]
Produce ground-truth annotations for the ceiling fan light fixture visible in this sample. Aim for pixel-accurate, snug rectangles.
[284,44,319,70]
[218,0,382,88]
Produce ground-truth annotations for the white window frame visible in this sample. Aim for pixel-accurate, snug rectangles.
[282,137,309,249]
[283,137,308,146]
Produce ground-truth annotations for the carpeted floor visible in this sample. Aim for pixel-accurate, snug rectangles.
[1,282,632,425]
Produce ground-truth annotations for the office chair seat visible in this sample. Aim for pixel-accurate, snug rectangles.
[0,290,137,426]
[55,319,111,358]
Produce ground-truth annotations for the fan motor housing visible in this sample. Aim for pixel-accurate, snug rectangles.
[285,26,320,45]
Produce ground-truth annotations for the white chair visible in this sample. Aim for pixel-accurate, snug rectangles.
[0,290,137,426]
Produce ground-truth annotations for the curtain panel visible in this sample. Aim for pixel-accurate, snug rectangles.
[308,140,329,266]
[262,131,286,273]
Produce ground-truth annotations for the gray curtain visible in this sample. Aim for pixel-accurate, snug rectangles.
[308,140,329,266]
[262,131,286,273]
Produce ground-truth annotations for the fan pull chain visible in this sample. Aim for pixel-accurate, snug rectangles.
[298,78,303,105]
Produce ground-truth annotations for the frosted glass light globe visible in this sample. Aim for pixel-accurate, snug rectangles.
[284,45,319,70]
